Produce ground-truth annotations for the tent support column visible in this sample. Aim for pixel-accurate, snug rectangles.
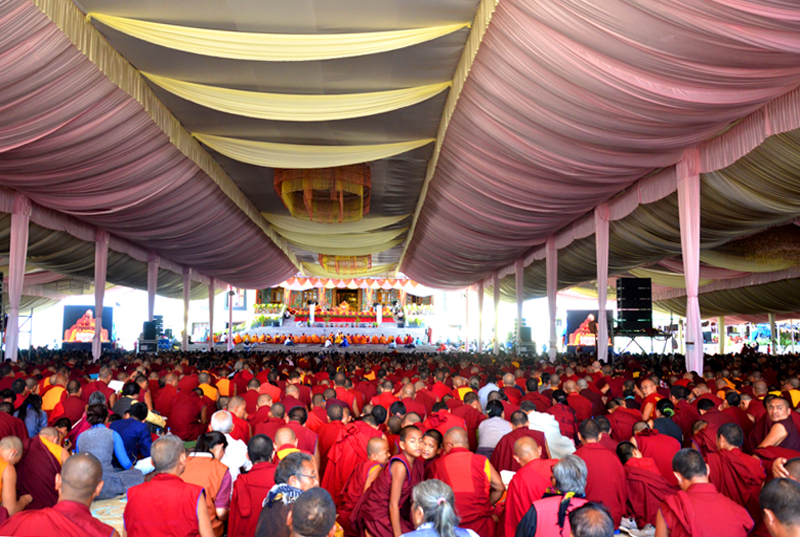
[718,316,725,356]
[464,290,469,350]
[147,253,158,322]
[477,281,484,352]
[678,150,703,374]
[227,286,234,352]
[208,278,215,352]
[6,196,30,362]
[595,204,610,362]
[769,313,777,355]
[546,236,557,361]
[515,259,524,348]
[182,268,191,352]
[493,273,500,356]
[93,231,109,361]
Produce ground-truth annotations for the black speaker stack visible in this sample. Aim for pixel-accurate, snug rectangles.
[616,278,652,333]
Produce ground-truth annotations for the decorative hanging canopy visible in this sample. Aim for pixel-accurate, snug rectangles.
[318,254,373,275]
[275,164,371,223]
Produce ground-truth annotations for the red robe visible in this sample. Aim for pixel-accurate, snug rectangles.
[124,474,204,537]
[317,421,346,478]
[154,384,178,421]
[753,446,800,480]
[722,407,754,437]
[16,436,61,510]
[452,404,486,452]
[430,448,496,537]
[421,411,467,437]
[339,460,383,537]
[707,448,765,523]
[567,393,593,422]
[51,395,85,425]
[241,390,260,416]
[673,400,701,445]
[305,408,325,433]
[521,391,551,411]
[575,443,628,526]
[351,453,424,537]
[230,414,251,444]
[322,422,383,506]
[490,428,549,472]
[691,426,719,457]
[545,403,578,442]
[0,500,115,537]
[623,457,677,528]
[504,459,552,537]
[228,461,277,537]
[0,410,29,441]
[607,407,640,442]
[168,391,206,441]
[253,416,286,440]
[635,429,681,487]
[660,483,753,537]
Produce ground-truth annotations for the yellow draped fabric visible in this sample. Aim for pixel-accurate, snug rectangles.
[628,268,713,289]
[194,133,435,169]
[279,229,407,255]
[301,261,396,278]
[142,73,451,121]
[700,251,797,273]
[265,214,409,234]
[87,13,469,61]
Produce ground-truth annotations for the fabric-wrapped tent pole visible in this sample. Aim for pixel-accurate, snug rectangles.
[477,281,484,352]
[227,286,233,352]
[5,196,30,362]
[769,313,777,355]
[464,290,469,350]
[147,253,158,322]
[493,272,500,356]
[546,237,558,361]
[208,278,215,352]
[93,231,109,361]
[516,259,524,346]
[182,267,191,352]
[677,150,703,374]
[718,317,725,355]
[595,204,610,362]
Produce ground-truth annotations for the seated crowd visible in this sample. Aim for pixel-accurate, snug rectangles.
[0,347,797,537]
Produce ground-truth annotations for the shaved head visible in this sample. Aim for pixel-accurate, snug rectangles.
[443,427,469,449]
[513,436,541,465]
[275,427,298,447]
[367,437,389,456]
[60,453,104,502]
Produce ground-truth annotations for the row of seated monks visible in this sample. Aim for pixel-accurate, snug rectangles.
[0,347,798,537]
[234,332,417,346]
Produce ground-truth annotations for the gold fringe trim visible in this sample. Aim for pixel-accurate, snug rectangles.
[31,0,301,271]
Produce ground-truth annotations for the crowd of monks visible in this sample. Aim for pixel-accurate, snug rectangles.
[232,332,419,346]
[0,347,798,537]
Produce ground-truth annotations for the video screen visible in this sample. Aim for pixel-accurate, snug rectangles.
[566,310,612,348]
[63,306,113,343]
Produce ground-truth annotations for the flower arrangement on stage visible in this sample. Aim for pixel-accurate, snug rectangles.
[254,303,287,315]
[293,304,395,324]
[404,304,434,316]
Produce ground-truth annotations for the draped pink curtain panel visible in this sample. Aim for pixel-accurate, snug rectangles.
[403,0,800,288]
[0,1,296,289]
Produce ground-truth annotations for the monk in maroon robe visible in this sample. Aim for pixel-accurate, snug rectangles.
[154,374,179,417]
[228,435,277,537]
[322,419,383,505]
[616,441,677,528]
[421,403,467,437]
[632,423,681,487]
[339,438,390,537]
[430,428,504,537]
[168,388,207,441]
[656,448,753,537]
[606,399,640,442]
[0,407,29,441]
[452,392,486,451]
[690,420,719,456]
[545,391,579,442]
[575,419,627,526]
[16,430,63,510]
[491,411,550,472]
[707,423,765,524]
[504,437,553,537]
[317,405,346,477]
[0,453,119,537]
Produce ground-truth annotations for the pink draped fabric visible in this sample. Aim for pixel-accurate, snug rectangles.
[493,272,500,356]
[546,236,557,361]
[0,1,296,289]
[657,259,749,280]
[182,267,191,352]
[515,259,524,344]
[654,266,800,302]
[227,286,233,352]
[477,280,484,351]
[678,150,703,374]
[147,254,158,322]
[208,278,215,352]
[22,272,65,286]
[6,196,30,361]
[402,0,800,288]
[595,204,609,362]
[93,231,108,361]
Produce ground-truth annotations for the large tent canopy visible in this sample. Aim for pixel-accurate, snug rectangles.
[2,0,800,330]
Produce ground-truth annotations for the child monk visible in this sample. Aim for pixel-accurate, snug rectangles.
[0,436,33,517]
[339,437,391,536]
[420,429,443,478]
[352,426,424,537]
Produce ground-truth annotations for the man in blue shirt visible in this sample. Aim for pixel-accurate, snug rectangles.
[109,402,152,463]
